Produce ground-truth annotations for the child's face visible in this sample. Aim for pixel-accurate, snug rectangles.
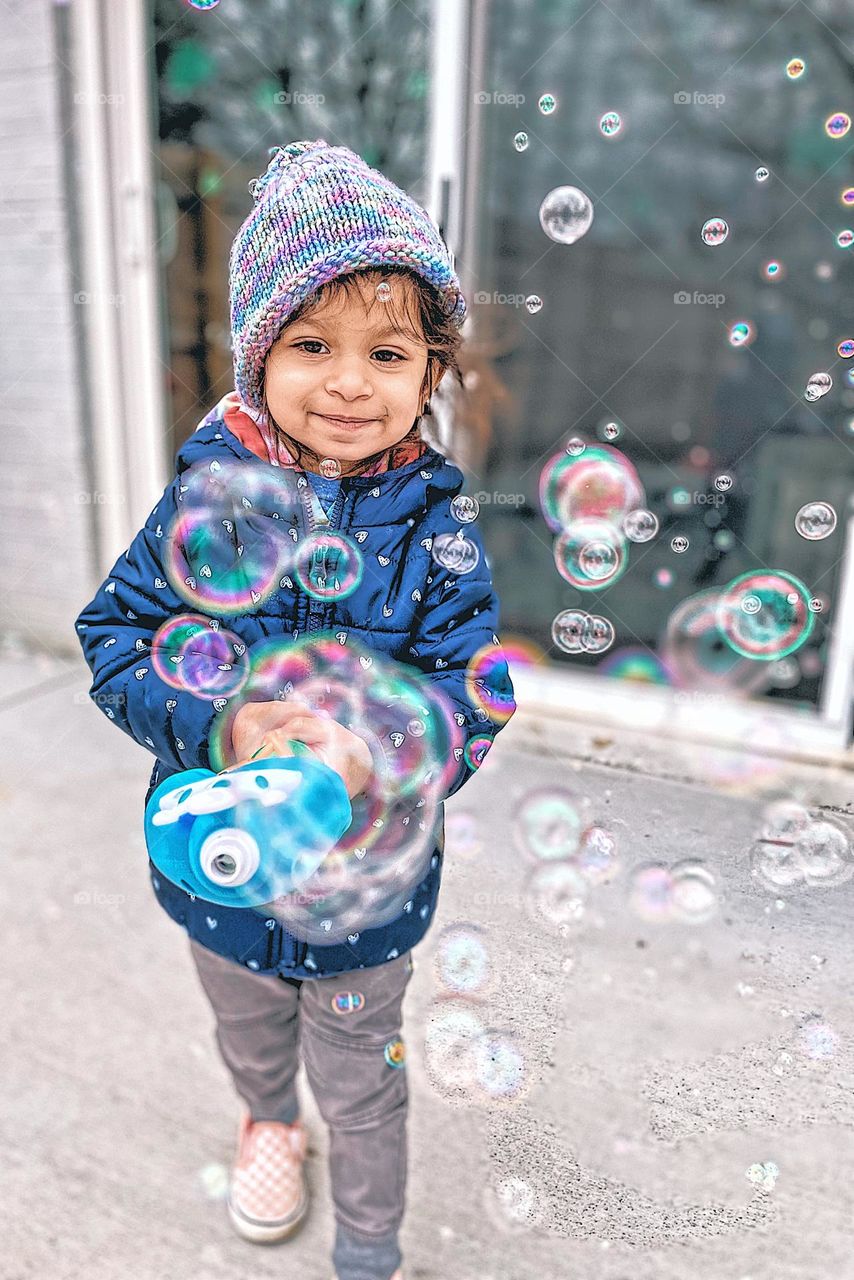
[263,273,443,470]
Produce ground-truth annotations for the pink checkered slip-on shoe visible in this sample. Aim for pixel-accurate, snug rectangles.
[227,1106,310,1243]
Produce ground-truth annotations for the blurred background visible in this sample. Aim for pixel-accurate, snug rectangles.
[3,0,854,759]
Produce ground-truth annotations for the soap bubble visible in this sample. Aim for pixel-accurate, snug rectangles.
[513,132,529,152]
[805,371,832,400]
[786,57,805,78]
[539,185,594,244]
[552,609,588,653]
[451,494,480,523]
[729,321,755,347]
[152,615,250,699]
[837,230,854,249]
[319,457,341,479]
[163,457,301,615]
[513,788,586,862]
[701,217,729,246]
[538,93,557,115]
[795,502,836,540]
[539,443,644,531]
[622,508,659,542]
[670,535,689,554]
[525,861,588,932]
[583,614,615,654]
[825,112,851,139]
[431,531,480,574]
[434,922,492,998]
[375,281,393,302]
[717,570,814,660]
[662,590,772,695]
[755,166,770,182]
[599,111,622,137]
[525,295,543,314]
[555,518,627,589]
[294,532,363,600]
[837,339,854,358]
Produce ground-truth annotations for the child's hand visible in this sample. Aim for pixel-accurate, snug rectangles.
[228,700,374,800]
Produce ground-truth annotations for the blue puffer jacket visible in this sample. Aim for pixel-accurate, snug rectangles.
[74,401,516,979]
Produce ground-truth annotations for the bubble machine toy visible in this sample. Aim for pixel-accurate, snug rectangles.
[144,740,353,908]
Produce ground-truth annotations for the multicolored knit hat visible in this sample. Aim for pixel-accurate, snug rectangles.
[228,138,467,413]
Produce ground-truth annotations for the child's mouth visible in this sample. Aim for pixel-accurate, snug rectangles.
[313,413,377,430]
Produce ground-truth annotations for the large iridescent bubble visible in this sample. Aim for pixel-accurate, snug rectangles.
[539,443,644,532]
[662,590,773,695]
[236,634,463,944]
[716,570,814,660]
[163,458,302,615]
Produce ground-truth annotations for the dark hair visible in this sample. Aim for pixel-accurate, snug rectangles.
[259,265,465,472]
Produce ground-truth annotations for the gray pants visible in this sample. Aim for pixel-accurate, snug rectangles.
[188,936,414,1280]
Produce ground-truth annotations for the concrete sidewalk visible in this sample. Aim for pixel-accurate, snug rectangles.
[3,650,854,1280]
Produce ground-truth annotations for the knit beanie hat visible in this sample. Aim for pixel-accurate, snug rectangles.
[228,138,467,413]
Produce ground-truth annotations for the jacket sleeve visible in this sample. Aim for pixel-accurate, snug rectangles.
[406,511,516,801]
[73,477,233,773]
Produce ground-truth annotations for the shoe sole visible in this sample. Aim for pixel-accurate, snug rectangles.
[226,1181,309,1244]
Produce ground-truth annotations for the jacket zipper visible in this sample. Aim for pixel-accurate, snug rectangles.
[299,478,346,635]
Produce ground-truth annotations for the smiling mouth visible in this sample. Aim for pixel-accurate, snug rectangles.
[314,413,377,424]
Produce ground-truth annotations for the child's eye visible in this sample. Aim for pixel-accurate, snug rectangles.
[293,341,405,363]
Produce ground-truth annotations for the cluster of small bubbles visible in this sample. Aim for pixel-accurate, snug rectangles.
[795,501,836,540]
[375,280,393,302]
[599,420,622,442]
[319,457,341,479]
[825,112,851,139]
[729,320,755,347]
[755,166,770,182]
[513,132,529,152]
[763,260,783,280]
[746,1161,779,1191]
[434,922,492,998]
[750,801,853,892]
[622,508,659,543]
[555,519,628,588]
[525,294,543,314]
[837,229,854,249]
[785,57,805,79]
[294,532,363,600]
[451,494,480,523]
[163,457,302,615]
[670,535,689,554]
[551,609,615,654]
[431,530,480,574]
[465,643,517,724]
[797,1013,838,1060]
[599,111,622,137]
[836,339,854,358]
[539,185,594,244]
[701,217,729,246]
[804,371,829,399]
[627,860,718,924]
[842,187,854,205]
[152,615,249,699]
[717,570,813,660]
[714,473,734,492]
[538,93,557,115]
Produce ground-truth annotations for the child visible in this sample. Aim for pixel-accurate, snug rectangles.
[75,138,516,1280]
